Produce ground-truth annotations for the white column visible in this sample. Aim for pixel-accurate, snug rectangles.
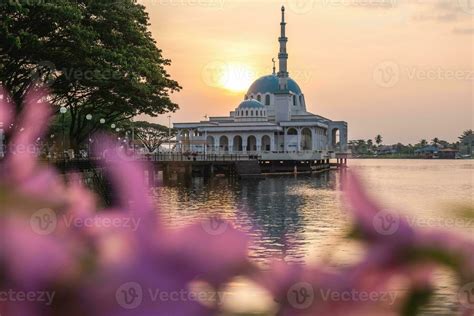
[312,127,317,151]
[228,134,234,153]
[297,128,302,152]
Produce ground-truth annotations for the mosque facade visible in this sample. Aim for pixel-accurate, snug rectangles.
[174,6,348,160]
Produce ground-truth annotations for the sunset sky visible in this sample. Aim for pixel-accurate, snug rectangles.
[140,0,473,144]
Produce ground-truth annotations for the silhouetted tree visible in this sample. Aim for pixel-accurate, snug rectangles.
[375,135,383,147]
[0,0,181,150]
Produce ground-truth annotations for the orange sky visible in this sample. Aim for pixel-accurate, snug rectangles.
[139,0,473,144]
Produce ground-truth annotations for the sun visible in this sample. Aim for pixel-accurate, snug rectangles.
[218,63,255,93]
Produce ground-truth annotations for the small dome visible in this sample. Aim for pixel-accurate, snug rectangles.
[238,99,265,109]
[247,74,302,95]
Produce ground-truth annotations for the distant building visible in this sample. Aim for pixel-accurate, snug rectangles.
[438,148,458,159]
[459,134,474,157]
[377,145,397,155]
[415,146,438,157]
[174,7,348,160]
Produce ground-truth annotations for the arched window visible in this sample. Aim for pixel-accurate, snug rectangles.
[251,110,254,116]
[293,95,297,106]
[265,95,270,105]
[246,110,248,116]
[257,95,261,102]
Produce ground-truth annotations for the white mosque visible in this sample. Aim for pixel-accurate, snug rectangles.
[174,6,348,161]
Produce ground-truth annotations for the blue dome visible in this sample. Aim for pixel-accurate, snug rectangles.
[247,74,302,95]
[238,100,265,109]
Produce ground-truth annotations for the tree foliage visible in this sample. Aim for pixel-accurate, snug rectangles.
[132,121,176,153]
[0,0,181,149]
[375,134,383,146]
[459,129,473,141]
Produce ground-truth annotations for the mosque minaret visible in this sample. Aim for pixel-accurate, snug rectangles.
[174,6,348,159]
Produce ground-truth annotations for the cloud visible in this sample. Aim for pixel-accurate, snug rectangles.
[452,27,474,34]
[413,12,459,22]
[410,0,472,22]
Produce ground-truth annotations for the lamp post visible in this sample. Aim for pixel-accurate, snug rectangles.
[86,114,92,158]
[168,115,171,152]
[131,118,135,154]
[59,106,67,159]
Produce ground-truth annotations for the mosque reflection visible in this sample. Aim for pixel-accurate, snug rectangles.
[155,171,344,264]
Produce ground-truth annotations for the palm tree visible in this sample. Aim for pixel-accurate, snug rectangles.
[459,130,473,141]
[431,138,440,147]
[367,139,373,149]
[420,139,428,147]
[375,135,383,147]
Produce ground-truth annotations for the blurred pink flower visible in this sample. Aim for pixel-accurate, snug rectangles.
[0,86,472,316]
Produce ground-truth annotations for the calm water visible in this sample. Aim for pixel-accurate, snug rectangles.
[151,159,474,314]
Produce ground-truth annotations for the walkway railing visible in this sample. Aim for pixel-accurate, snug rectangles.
[146,153,259,162]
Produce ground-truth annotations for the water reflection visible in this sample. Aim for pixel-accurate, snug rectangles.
[152,171,346,264]
[150,160,473,315]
